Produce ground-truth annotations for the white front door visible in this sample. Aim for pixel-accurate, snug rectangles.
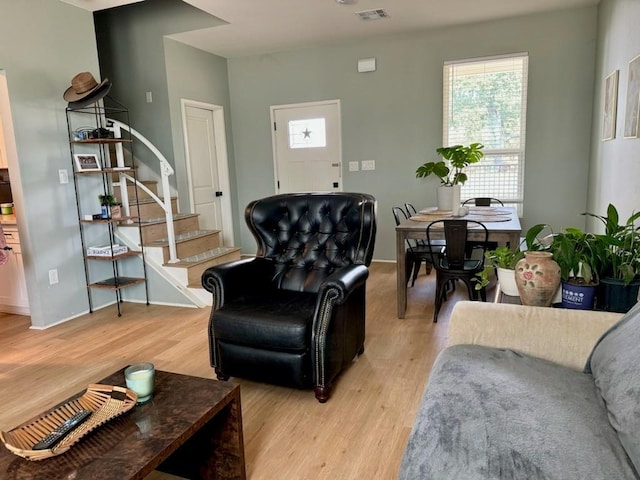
[271,100,342,193]
[182,101,234,245]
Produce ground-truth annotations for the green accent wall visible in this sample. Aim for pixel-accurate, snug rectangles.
[94,0,224,181]
[227,7,598,258]
[163,38,239,237]
[0,0,100,328]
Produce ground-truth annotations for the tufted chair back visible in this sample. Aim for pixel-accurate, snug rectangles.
[245,192,377,293]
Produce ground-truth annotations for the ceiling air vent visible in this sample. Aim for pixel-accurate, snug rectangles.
[356,9,390,21]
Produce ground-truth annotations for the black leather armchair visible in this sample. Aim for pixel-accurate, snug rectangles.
[202,192,377,403]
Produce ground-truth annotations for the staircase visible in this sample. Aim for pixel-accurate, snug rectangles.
[106,119,241,308]
[115,178,241,307]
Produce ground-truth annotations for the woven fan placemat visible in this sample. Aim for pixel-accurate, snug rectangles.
[410,213,512,223]
[464,214,512,222]
[410,214,452,222]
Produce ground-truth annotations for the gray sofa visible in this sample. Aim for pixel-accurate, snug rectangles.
[399,301,640,479]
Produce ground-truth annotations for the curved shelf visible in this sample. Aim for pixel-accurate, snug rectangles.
[85,251,141,261]
[71,138,132,145]
[88,277,145,290]
[74,167,134,176]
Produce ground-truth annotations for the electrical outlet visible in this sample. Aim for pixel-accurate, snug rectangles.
[58,169,69,184]
[48,269,58,285]
[361,160,376,171]
[348,161,359,172]
[145,91,153,103]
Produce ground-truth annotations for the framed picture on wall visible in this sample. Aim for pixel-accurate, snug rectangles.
[73,153,101,171]
[623,54,640,139]
[603,69,619,141]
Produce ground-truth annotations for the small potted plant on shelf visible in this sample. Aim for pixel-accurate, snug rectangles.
[583,203,640,313]
[549,227,601,310]
[98,193,121,219]
[415,143,484,211]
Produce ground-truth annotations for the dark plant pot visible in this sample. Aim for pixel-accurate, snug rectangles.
[560,280,597,310]
[596,277,640,313]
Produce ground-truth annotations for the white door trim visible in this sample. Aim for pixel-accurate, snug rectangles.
[180,99,234,245]
[270,99,342,194]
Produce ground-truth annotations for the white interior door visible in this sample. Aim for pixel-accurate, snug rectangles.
[183,101,234,245]
[271,100,342,193]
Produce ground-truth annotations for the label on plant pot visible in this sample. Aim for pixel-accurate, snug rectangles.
[561,282,596,310]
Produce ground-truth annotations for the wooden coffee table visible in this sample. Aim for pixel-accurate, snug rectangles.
[0,368,246,479]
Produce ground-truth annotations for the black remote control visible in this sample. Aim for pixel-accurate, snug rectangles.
[32,409,93,450]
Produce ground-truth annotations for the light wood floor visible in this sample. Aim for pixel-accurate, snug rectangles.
[0,262,478,479]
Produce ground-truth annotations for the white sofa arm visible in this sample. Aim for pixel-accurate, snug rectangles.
[448,301,623,371]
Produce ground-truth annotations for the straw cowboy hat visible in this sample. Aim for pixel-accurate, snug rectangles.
[63,72,111,106]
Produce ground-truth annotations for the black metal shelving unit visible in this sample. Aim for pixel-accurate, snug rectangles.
[66,97,149,316]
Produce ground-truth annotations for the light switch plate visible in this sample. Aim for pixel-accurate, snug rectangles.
[349,161,359,172]
[361,160,375,171]
[58,169,69,184]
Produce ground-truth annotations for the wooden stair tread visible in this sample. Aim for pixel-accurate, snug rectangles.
[147,229,220,247]
[137,213,198,226]
[131,196,177,206]
[166,246,241,267]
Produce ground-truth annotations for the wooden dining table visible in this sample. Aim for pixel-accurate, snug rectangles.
[395,206,522,318]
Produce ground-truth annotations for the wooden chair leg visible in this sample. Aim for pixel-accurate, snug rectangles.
[314,385,330,403]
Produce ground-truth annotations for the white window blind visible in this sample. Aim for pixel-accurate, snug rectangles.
[443,53,528,213]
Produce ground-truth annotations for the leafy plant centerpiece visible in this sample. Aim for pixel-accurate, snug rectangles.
[416,143,485,186]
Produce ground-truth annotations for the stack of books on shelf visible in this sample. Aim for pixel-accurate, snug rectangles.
[86,244,128,256]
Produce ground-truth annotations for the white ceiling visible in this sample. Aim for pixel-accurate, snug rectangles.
[62,0,600,58]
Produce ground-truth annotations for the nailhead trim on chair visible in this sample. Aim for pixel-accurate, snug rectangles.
[314,288,341,390]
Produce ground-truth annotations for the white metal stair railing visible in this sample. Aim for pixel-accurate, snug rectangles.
[108,119,179,263]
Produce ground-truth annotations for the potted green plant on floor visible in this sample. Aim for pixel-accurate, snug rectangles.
[416,143,484,211]
[549,227,601,310]
[583,203,640,313]
[474,223,550,297]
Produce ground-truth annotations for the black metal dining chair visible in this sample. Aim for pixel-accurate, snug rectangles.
[426,219,489,322]
[462,197,504,207]
[404,203,419,216]
[462,197,504,252]
[393,206,443,286]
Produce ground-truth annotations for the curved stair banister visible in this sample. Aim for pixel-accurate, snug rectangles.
[108,119,179,264]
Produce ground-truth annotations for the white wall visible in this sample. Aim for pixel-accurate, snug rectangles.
[588,0,640,226]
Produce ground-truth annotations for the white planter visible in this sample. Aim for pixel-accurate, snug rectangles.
[497,267,519,297]
[436,185,461,211]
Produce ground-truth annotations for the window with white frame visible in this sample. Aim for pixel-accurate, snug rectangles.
[443,53,528,213]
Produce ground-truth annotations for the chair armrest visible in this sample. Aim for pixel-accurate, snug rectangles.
[448,301,623,371]
[317,264,369,304]
[201,257,275,307]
